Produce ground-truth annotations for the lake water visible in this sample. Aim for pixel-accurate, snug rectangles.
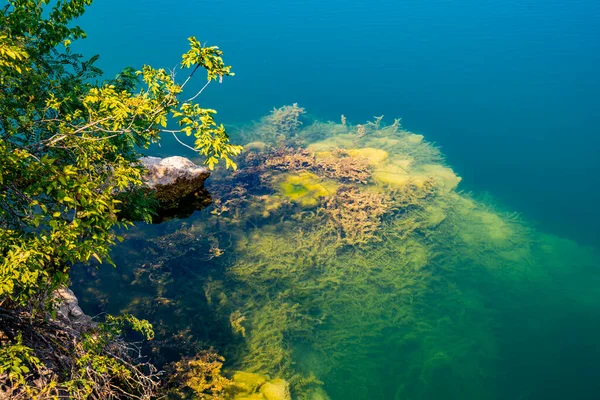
[71,1,600,399]
[77,0,600,246]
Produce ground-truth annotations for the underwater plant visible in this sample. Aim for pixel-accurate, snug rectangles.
[265,147,317,171]
[70,108,600,400]
[239,103,306,145]
[276,172,338,208]
[265,103,306,137]
[321,185,392,246]
[315,150,372,184]
[166,349,235,399]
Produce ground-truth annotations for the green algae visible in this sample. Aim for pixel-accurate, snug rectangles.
[276,172,338,207]
[71,108,600,400]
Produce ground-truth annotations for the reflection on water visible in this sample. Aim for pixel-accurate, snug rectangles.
[72,108,600,399]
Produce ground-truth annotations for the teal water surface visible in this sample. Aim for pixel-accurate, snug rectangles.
[76,0,600,246]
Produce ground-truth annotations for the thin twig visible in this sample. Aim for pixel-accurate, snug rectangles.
[186,80,210,102]
[166,131,197,152]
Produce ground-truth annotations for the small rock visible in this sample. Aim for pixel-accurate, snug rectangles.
[139,156,212,223]
[54,287,94,331]
[140,156,209,189]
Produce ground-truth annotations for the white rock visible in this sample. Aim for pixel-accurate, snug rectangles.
[140,156,209,189]
[138,156,212,222]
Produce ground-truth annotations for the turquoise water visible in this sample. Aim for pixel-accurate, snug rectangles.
[70,1,600,399]
[76,0,600,246]
[73,112,600,399]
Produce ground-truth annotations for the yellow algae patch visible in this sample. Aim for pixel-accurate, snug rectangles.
[364,136,402,149]
[373,170,411,187]
[231,374,291,400]
[263,195,285,212]
[424,205,446,227]
[234,394,267,400]
[244,141,268,152]
[419,164,462,192]
[304,387,331,400]
[473,210,513,242]
[277,172,337,207]
[373,172,431,188]
[499,247,531,263]
[314,150,333,160]
[232,371,269,393]
[306,134,357,152]
[346,147,389,166]
[372,171,401,187]
[376,163,409,176]
[390,157,413,172]
[259,378,291,400]
[406,134,424,144]
[306,141,335,153]
[373,164,429,188]
[450,193,477,214]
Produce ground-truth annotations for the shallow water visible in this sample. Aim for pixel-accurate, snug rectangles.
[73,112,600,399]
[71,1,600,398]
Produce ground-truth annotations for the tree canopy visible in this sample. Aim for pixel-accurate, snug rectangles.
[0,0,241,396]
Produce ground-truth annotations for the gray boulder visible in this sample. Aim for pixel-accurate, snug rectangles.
[139,156,212,223]
[140,156,209,189]
[54,287,94,331]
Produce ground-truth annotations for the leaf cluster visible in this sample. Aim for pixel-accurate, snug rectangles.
[1,309,160,399]
[0,334,40,384]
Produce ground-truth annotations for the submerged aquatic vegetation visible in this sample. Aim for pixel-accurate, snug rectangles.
[71,106,600,400]
[264,147,317,171]
[276,172,338,208]
[322,185,392,246]
[315,150,372,184]
[265,103,306,137]
[240,103,306,145]
[262,146,372,184]
[166,349,235,399]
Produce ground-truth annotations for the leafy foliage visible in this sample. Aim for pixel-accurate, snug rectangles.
[0,0,241,396]
[0,334,40,384]
[0,310,161,399]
